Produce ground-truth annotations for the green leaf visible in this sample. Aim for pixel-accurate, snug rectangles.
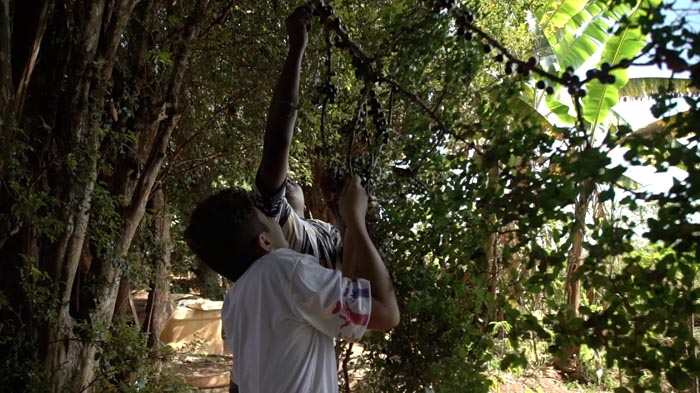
[545,93,577,125]
[598,187,615,202]
[617,174,641,190]
[550,1,610,69]
[679,261,695,287]
[508,96,556,131]
[582,2,650,127]
[538,0,589,39]
[499,353,525,371]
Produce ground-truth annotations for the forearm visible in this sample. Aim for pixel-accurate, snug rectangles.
[258,45,305,195]
[341,223,359,279]
[343,219,398,326]
[268,45,304,130]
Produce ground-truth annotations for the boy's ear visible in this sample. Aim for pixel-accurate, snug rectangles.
[256,232,274,254]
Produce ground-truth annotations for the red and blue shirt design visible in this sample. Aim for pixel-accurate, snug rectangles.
[289,251,371,341]
[333,286,370,330]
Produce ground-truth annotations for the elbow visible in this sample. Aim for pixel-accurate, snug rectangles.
[367,297,400,331]
[386,309,400,331]
[371,307,400,332]
[385,296,400,330]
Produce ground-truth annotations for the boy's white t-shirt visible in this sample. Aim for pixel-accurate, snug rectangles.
[221,249,371,393]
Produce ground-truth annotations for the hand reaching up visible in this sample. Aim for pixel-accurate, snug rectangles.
[286,4,312,50]
[339,175,368,227]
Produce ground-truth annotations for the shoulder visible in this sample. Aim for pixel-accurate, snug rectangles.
[252,177,291,218]
[289,251,341,289]
[247,249,316,276]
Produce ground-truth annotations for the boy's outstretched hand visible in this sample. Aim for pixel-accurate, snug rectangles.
[339,175,368,227]
[286,5,312,50]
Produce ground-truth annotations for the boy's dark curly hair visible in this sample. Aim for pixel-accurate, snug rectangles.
[184,187,268,281]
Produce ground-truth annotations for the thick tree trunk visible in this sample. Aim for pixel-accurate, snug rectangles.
[44,0,110,388]
[114,276,133,318]
[41,1,141,391]
[144,188,173,348]
[74,3,205,389]
[3,0,215,390]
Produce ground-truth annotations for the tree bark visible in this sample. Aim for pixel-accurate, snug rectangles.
[12,0,50,120]
[144,188,173,348]
[74,3,205,389]
[42,1,142,391]
[0,0,12,114]
[44,0,109,388]
[554,186,592,376]
[5,0,229,391]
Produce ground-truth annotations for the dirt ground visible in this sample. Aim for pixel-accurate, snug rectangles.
[492,368,598,392]
[152,291,602,392]
[170,354,603,392]
[169,355,231,392]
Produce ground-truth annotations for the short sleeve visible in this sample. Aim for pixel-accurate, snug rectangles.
[252,178,288,219]
[290,256,371,342]
[253,178,342,268]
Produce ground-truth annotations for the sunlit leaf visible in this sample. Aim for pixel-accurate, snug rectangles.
[545,93,577,125]
[619,77,698,99]
[537,0,589,39]
[582,1,651,127]
[550,1,610,69]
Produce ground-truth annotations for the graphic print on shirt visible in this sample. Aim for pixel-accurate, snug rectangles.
[343,286,370,303]
[332,284,370,330]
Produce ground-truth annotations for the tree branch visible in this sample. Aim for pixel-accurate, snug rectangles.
[0,0,13,114]
[13,0,51,121]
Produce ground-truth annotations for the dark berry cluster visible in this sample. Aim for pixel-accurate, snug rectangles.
[312,2,334,20]
[351,56,381,83]
[586,62,618,85]
[309,0,389,147]
[361,86,389,140]
[455,9,476,40]
[561,67,586,97]
[445,0,627,98]
[451,5,558,93]
[320,80,339,104]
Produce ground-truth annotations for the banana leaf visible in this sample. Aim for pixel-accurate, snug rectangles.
[581,0,654,127]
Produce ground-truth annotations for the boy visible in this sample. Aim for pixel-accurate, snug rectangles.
[186,5,399,391]
[184,175,399,391]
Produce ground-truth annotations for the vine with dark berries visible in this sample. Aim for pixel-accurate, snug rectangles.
[307,0,653,184]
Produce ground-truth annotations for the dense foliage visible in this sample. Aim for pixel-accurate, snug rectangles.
[0,0,698,392]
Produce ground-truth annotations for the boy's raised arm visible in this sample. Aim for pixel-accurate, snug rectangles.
[256,5,312,195]
[339,176,400,331]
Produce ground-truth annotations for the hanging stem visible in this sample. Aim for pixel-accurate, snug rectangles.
[345,98,366,177]
[320,27,332,145]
